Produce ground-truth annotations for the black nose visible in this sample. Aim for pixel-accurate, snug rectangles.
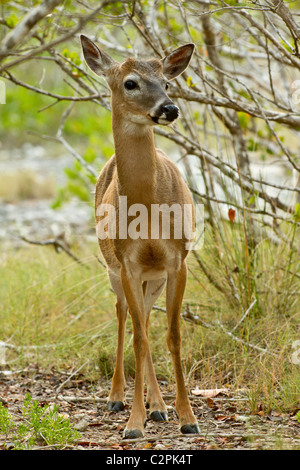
[161,104,179,121]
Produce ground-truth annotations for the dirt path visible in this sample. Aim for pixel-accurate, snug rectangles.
[0,369,299,450]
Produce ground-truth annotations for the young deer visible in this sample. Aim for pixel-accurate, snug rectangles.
[80,35,199,439]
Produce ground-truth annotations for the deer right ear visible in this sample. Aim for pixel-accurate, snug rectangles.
[80,35,115,76]
[162,43,195,80]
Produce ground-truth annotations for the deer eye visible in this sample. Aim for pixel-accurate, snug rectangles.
[124,80,138,90]
[165,82,170,90]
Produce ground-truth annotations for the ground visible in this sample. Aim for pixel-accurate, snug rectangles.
[0,368,299,450]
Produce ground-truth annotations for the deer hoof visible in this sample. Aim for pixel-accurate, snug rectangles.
[108,400,124,412]
[123,428,144,439]
[180,422,200,434]
[150,410,168,422]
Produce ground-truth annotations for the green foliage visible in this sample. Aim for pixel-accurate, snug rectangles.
[0,403,14,435]
[0,394,81,449]
[237,111,251,130]
[51,158,97,209]
[5,13,19,28]
[294,203,300,222]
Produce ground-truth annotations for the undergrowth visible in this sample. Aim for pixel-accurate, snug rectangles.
[0,393,81,449]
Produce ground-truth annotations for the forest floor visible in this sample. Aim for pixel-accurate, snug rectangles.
[1,368,299,451]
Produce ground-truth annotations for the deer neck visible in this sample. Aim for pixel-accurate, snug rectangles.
[112,110,157,205]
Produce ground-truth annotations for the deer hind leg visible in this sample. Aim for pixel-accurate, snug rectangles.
[107,271,128,412]
[166,261,199,434]
[143,279,168,422]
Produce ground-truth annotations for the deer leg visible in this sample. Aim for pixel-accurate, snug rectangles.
[107,272,128,412]
[108,299,127,412]
[121,266,149,439]
[166,261,199,434]
[143,279,168,422]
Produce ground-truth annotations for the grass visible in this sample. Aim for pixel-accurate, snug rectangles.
[0,169,56,202]
[0,242,116,374]
[0,216,299,416]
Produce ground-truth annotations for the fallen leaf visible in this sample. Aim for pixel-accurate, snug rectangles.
[257,403,264,416]
[228,208,236,223]
[111,443,124,450]
[215,414,227,421]
[215,414,237,422]
[77,441,100,447]
[191,388,228,398]
[206,397,216,409]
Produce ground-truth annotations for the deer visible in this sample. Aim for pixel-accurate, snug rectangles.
[80,34,199,439]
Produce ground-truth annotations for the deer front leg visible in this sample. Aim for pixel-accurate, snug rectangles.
[107,272,128,412]
[144,279,168,422]
[108,299,127,412]
[166,261,199,434]
[121,266,148,439]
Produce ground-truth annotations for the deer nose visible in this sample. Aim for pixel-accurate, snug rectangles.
[161,104,179,122]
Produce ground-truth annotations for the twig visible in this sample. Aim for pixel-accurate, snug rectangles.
[181,303,213,328]
[56,103,98,178]
[216,320,278,357]
[94,254,107,269]
[3,71,100,103]
[153,301,277,358]
[20,235,86,266]
[57,395,107,403]
[268,0,300,56]
[56,360,89,394]
[169,86,300,130]
[231,299,257,333]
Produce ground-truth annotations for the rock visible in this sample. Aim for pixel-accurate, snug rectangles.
[74,418,89,432]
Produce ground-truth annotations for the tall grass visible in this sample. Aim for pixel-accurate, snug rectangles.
[0,244,115,373]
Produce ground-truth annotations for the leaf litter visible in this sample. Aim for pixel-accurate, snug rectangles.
[0,368,299,450]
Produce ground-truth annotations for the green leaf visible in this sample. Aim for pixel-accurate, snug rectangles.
[294,203,300,221]
[64,167,78,179]
[83,147,97,163]
[237,112,251,130]
[248,195,256,205]
[6,14,19,28]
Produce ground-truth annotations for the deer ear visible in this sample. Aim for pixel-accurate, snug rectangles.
[80,34,116,76]
[162,44,195,80]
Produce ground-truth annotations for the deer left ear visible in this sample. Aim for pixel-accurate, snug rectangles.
[80,34,116,77]
[162,44,195,80]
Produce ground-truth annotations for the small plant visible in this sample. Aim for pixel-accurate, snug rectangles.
[296,411,300,425]
[0,394,81,450]
[0,402,15,436]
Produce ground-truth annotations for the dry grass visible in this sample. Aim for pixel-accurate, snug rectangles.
[0,170,56,202]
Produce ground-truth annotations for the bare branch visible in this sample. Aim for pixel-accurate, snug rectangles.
[20,234,87,266]
[4,70,100,103]
[0,0,63,60]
